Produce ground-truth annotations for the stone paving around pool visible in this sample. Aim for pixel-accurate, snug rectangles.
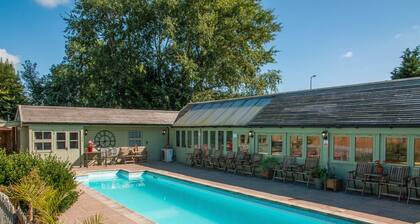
[61,162,420,224]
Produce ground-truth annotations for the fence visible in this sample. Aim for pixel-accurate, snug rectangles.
[0,191,28,224]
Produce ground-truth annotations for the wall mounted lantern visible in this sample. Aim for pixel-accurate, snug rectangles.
[84,129,88,136]
[248,130,254,138]
[161,129,167,135]
[321,130,328,140]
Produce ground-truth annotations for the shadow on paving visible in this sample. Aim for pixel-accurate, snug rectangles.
[142,161,420,223]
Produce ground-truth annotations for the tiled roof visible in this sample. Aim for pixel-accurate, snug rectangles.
[18,105,178,125]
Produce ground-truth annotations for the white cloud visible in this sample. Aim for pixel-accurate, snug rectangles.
[34,0,69,8]
[394,33,402,39]
[0,49,20,67]
[341,51,353,59]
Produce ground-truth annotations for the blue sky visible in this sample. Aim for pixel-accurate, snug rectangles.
[1,0,419,92]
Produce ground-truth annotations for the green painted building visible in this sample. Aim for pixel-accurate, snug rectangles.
[9,78,420,178]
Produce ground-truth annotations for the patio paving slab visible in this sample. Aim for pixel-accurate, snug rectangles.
[65,162,420,224]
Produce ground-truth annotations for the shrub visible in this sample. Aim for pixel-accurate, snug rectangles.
[256,157,279,172]
[0,149,78,213]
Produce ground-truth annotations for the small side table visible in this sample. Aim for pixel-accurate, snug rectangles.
[84,151,101,168]
[363,173,383,195]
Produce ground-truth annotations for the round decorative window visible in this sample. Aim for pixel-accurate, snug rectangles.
[94,130,116,148]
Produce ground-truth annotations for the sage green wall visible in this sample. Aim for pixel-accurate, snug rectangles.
[170,127,420,179]
[84,125,168,161]
[19,124,169,166]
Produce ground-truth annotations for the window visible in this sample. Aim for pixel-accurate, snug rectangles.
[271,135,282,155]
[202,131,209,149]
[290,135,303,157]
[226,131,233,151]
[239,134,249,152]
[128,131,142,147]
[257,135,268,154]
[210,131,216,150]
[415,139,420,166]
[355,136,373,162]
[193,131,199,148]
[176,131,180,147]
[187,130,192,148]
[218,131,225,151]
[385,137,407,164]
[307,136,321,158]
[56,132,66,150]
[34,131,52,151]
[333,136,350,161]
[181,131,186,147]
[70,132,79,149]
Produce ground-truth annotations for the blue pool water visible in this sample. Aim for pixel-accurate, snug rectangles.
[79,171,359,224]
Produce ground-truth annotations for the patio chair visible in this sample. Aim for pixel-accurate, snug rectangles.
[203,149,214,168]
[209,150,224,170]
[239,153,263,176]
[221,151,236,172]
[234,151,250,174]
[378,165,409,201]
[118,147,134,164]
[273,156,296,182]
[293,157,319,187]
[136,146,148,163]
[345,162,372,194]
[186,148,201,166]
[106,147,120,165]
[407,169,420,203]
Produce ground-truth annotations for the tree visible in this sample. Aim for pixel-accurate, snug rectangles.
[20,60,46,105]
[391,46,420,80]
[50,0,281,110]
[0,59,25,120]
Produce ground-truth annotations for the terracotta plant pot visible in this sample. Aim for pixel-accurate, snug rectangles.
[325,179,341,192]
[260,169,274,179]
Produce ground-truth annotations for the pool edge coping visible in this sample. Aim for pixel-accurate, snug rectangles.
[75,167,409,224]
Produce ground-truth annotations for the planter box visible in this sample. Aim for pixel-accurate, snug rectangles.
[259,169,274,179]
[325,179,341,192]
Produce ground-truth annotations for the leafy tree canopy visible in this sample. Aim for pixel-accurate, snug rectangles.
[0,59,25,120]
[42,0,281,110]
[391,46,420,80]
[20,60,46,105]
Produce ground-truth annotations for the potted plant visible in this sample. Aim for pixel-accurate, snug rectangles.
[311,167,327,190]
[324,169,341,192]
[374,160,384,174]
[256,157,278,179]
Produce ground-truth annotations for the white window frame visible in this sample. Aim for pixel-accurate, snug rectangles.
[33,131,53,152]
[69,131,80,149]
[56,132,67,150]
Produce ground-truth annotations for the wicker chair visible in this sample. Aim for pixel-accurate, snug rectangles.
[234,151,250,174]
[378,165,409,201]
[273,156,296,182]
[345,162,372,194]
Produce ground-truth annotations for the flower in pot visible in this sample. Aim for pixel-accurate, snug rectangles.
[374,160,384,174]
[256,157,278,179]
[312,167,328,190]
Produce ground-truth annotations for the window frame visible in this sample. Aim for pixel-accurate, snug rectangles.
[289,135,303,157]
[69,131,80,149]
[355,135,374,163]
[306,135,321,159]
[55,131,67,150]
[33,131,53,152]
[332,135,351,162]
[257,134,269,154]
[176,130,180,147]
[383,136,408,165]
[128,130,142,147]
[270,134,283,155]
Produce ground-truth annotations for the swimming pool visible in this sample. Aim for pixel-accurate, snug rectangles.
[78,170,361,224]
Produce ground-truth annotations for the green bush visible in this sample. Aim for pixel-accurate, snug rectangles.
[0,149,78,212]
[256,157,279,172]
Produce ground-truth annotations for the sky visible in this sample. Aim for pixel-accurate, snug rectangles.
[1,0,420,92]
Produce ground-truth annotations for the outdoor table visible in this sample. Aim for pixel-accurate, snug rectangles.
[84,151,102,167]
[363,173,384,195]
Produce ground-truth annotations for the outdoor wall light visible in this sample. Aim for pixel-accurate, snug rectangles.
[84,129,88,136]
[161,129,167,135]
[248,130,254,138]
[321,130,328,140]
